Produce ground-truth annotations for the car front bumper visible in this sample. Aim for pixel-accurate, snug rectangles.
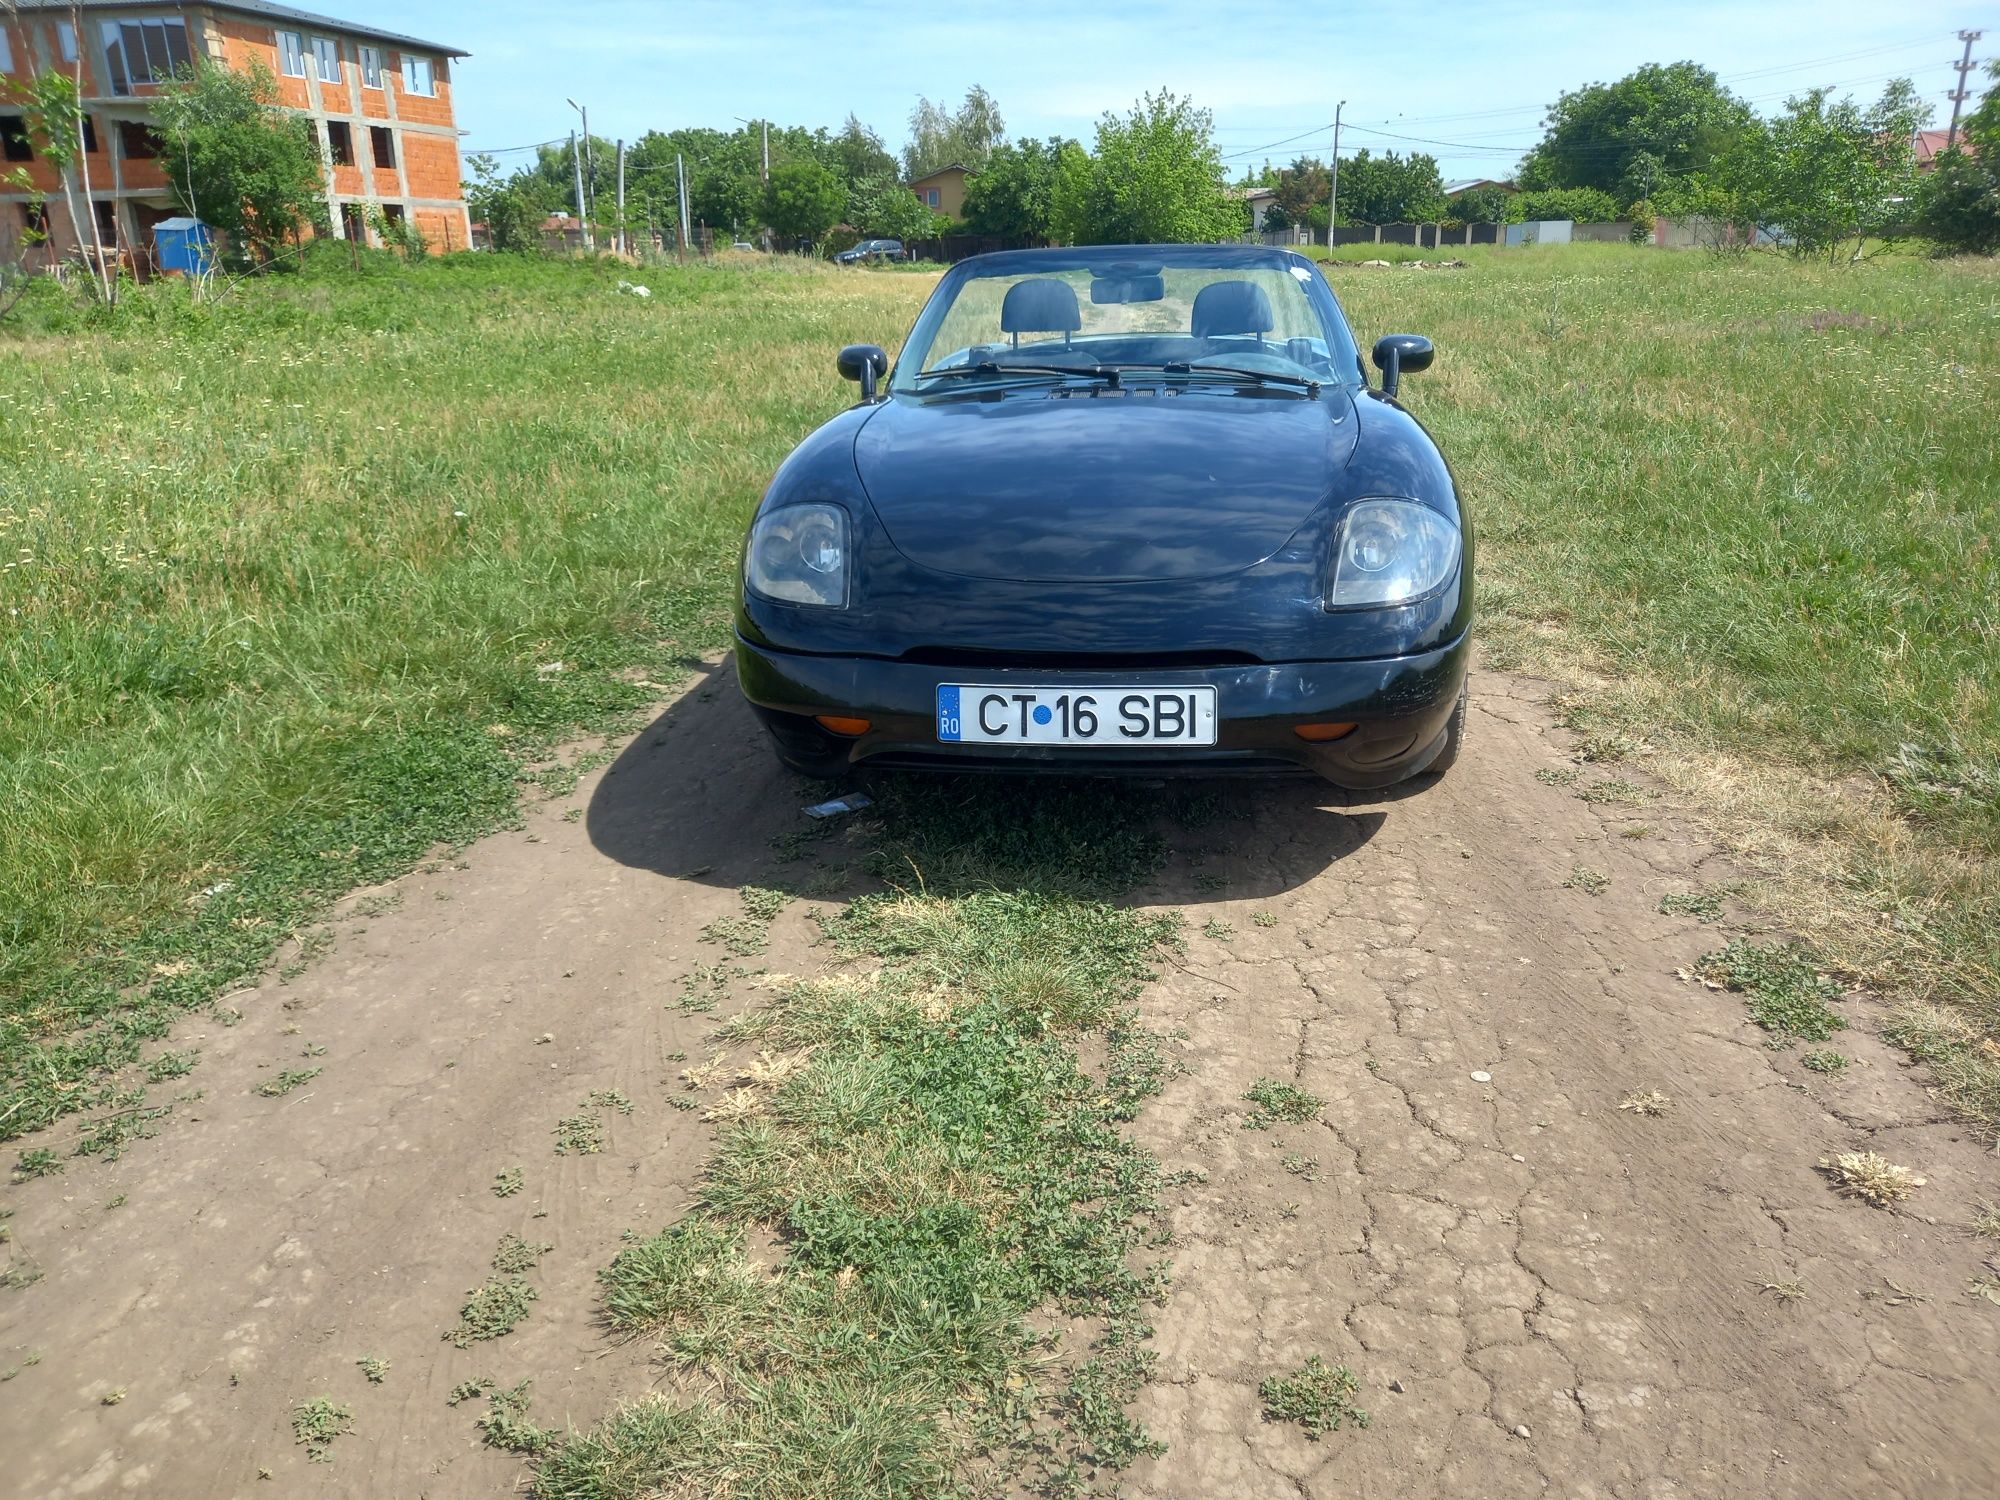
[734,631,1470,788]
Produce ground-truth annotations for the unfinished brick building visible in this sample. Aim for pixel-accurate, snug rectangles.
[1,1,471,266]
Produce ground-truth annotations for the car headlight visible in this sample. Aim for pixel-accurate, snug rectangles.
[1327,500,1460,609]
[746,503,850,607]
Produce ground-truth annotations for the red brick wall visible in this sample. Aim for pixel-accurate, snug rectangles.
[399,131,464,204]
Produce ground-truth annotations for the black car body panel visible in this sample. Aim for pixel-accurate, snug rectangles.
[733,244,1471,787]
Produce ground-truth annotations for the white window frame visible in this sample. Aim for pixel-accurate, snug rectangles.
[58,21,79,63]
[277,30,306,78]
[98,17,194,95]
[359,46,383,89]
[312,35,339,84]
[401,54,435,97]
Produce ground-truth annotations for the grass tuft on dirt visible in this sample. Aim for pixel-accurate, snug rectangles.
[1820,1151,1922,1209]
[1242,1079,1324,1130]
[1258,1355,1370,1439]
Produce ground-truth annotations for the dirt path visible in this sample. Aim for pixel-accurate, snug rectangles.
[2,666,1996,1498]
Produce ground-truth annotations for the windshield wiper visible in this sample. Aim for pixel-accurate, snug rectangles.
[1152,361,1321,395]
[915,360,1122,385]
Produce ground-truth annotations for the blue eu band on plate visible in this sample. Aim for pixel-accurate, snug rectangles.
[938,686,1219,747]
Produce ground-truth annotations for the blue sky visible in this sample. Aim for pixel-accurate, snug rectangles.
[343,0,1990,181]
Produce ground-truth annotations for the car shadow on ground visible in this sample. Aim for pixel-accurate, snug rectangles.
[588,658,1406,902]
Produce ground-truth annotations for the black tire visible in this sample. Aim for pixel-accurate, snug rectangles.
[1426,682,1468,778]
[761,716,853,781]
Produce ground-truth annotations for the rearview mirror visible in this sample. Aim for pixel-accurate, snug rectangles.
[1371,334,1434,398]
[837,343,889,401]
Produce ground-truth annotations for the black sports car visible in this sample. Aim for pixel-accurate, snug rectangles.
[733,243,1470,788]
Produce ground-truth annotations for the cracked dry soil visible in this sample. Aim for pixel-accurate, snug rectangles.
[2,664,1996,1499]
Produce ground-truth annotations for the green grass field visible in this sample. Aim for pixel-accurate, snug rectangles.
[2,240,1996,1488]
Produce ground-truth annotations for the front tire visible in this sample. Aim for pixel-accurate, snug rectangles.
[1425,682,1468,777]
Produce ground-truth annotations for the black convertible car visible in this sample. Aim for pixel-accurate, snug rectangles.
[733,243,1470,788]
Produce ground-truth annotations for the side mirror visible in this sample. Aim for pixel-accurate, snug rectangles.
[1371,334,1435,399]
[837,343,889,401]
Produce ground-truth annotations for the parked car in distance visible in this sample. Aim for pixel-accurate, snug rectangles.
[835,238,906,265]
[734,243,1469,789]
[730,240,757,251]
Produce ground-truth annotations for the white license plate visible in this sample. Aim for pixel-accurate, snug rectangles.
[936,685,1218,746]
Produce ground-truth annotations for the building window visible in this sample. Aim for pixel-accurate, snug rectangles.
[0,29,12,73]
[925,188,940,208]
[278,31,306,78]
[94,199,119,247]
[340,203,367,242]
[23,200,51,238]
[401,55,435,97]
[1,117,31,164]
[370,126,395,170]
[312,36,339,83]
[382,204,406,225]
[83,116,98,153]
[324,121,354,166]
[58,21,79,62]
[119,121,163,159]
[100,18,193,95]
[360,46,383,89]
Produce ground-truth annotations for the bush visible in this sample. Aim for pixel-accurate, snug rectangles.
[1514,186,1622,223]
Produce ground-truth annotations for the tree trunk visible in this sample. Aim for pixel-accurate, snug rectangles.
[69,2,115,302]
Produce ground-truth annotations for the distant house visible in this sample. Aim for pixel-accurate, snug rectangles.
[1913,130,1968,171]
[908,164,974,220]
[1234,185,1278,233]
[1444,178,1516,198]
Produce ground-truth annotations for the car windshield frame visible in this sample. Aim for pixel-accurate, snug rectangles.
[889,244,1366,395]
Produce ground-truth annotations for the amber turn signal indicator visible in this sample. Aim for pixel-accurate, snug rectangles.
[1292,722,1357,742]
[815,715,872,737]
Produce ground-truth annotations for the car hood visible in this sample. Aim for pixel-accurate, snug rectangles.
[851,387,1359,583]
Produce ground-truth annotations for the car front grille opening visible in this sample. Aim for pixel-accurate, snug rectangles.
[898,647,1263,670]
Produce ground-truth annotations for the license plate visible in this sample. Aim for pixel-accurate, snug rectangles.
[936,685,1218,746]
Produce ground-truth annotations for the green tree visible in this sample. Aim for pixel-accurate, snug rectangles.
[1335,149,1449,224]
[762,158,847,244]
[1263,156,1329,236]
[1720,79,1930,259]
[961,137,1079,239]
[152,59,328,263]
[1446,183,1520,224]
[1918,62,2000,255]
[830,114,897,190]
[849,174,950,240]
[903,86,1006,178]
[12,67,118,299]
[1051,91,1238,245]
[1520,61,1754,208]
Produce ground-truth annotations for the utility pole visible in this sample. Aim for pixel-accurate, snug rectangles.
[569,129,589,252]
[676,152,690,256]
[1327,101,1346,250]
[1945,30,1985,150]
[615,139,627,256]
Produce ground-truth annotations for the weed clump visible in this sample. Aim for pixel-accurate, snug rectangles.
[1243,1079,1324,1130]
[1697,940,1845,1043]
[292,1397,353,1462]
[1820,1151,1922,1208]
[445,1277,538,1347]
[1260,1355,1369,1437]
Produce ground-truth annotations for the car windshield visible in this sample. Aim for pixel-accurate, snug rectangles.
[892,247,1362,393]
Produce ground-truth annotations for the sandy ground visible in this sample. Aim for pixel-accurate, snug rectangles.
[2,664,1996,1499]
